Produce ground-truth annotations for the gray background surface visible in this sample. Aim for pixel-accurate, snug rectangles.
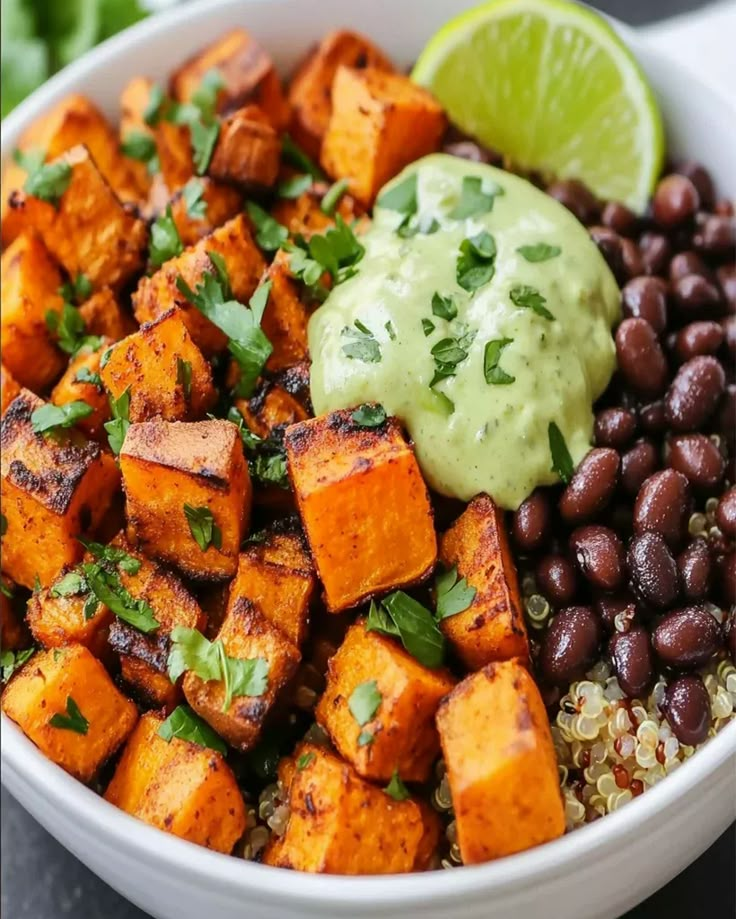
[2,1,734,917]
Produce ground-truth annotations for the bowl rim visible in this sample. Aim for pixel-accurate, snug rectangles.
[2,0,736,906]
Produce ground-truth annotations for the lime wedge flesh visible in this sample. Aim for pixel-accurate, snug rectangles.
[412,0,664,212]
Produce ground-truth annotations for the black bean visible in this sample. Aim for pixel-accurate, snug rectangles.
[665,356,726,432]
[615,318,668,397]
[601,201,637,235]
[539,606,601,686]
[594,408,637,449]
[535,554,578,607]
[721,315,736,359]
[628,532,680,608]
[674,321,724,362]
[609,627,654,698]
[653,174,700,228]
[512,490,550,552]
[667,434,725,490]
[639,232,671,276]
[547,179,600,225]
[595,594,637,632]
[652,605,723,669]
[621,276,668,334]
[633,469,691,548]
[677,539,711,601]
[638,401,667,435]
[694,215,736,256]
[620,239,644,280]
[621,440,660,497]
[717,264,736,311]
[674,161,715,209]
[442,140,499,165]
[672,274,722,317]
[570,525,626,591]
[669,251,710,284]
[663,674,711,745]
[716,487,736,538]
[559,448,620,524]
[717,385,735,441]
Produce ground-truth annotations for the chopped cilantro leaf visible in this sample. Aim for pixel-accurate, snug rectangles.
[548,421,574,484]
[431,292,457,321]
[384,769,410,801]
[320,178,349,215]
[158,705,227,754]
[183,504,222,552]
[246,201,288,252]
[483,337,515,385]
[182,178,207,219]
[510,284,555,320]
[31,401,93,435]
[49,696,88,735]
[457,231,497,291]
[351,404,386,428]
[277,173,313,199]
[435,565,477,620]
[149,205,184,267]
[517,242,561,262]
[341,320,381,363]
[348,680,382,726]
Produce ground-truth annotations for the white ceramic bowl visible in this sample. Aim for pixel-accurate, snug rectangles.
[2,2,735,917]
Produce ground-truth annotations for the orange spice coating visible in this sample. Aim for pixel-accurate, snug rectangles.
[436,660,565,864]
[209,106,281,188]
[51,345,111,442]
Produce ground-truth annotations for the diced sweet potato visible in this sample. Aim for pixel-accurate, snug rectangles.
[13,146,148,291]
[321,68,447,205]
[209,106,281,188]
[439,495,529,669]
[235,380,309,441]
[288,30,393,159]
[154,120,195,192]
[109,544,207,709]
[104,711,246,853]
[1,365,21,416]
[1,390,121,589]
[120,418,251,580]
[132,214,265,355]
[183,598,300,750]
[15,93,145,203]
[51,345,111,442]
[119,77,157,196]
[1,231,65,392]
[228,528,315,646]
[262,743,437,873]
[1,156,29,248]
[170,29,290,129]
[78,287,137,343]
[27,564,113,660]
[169,177,242,246]
[261,254,309,371]
[436,660,565,863]
[316,620,454,782]
[101,309,216,423]
[1,644,138,783]
[285,410,437,612]
[270,184,364,239]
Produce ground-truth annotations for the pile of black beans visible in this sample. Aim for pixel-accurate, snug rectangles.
[510,168,735,748]
[443,133,735,749]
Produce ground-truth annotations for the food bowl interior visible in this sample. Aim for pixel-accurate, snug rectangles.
[1,2,735,919]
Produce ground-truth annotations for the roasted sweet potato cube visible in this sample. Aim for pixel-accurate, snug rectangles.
[154,120,195,192]
[109,551,207,709]
[288,30,393,159]
[209,106,281,188]
[0,365,21,416]
[51,345,111,442]
[78,287,136,343]
[439,495,529,669]
[104,711,246,853]
[270,184,364,239]
[316,620,454,782]
[261,254,309,371]
[1,155,29,247]
[14,93,145,203]
[228,529,315,646]
[1,390,121,589]
[170,29,290,129]
[1,232,65,392]
[101,309,216,423]
[183,598,300,751]
[1,644,138,783]
[169,177,242,246]
[321,68,447,205]
[14,146,148,291]
[27,564,113,660]
[121,418,251,580]
[119,77,157,195]
[437,660,564,863]
[262,743,437,873]
[132,214,265,355]
[235,379,309,442]
[285,411,437,612]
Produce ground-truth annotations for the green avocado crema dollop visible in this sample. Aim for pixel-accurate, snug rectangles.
[308,153,620,509]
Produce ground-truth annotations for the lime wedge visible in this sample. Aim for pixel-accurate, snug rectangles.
[412,0,664,211]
